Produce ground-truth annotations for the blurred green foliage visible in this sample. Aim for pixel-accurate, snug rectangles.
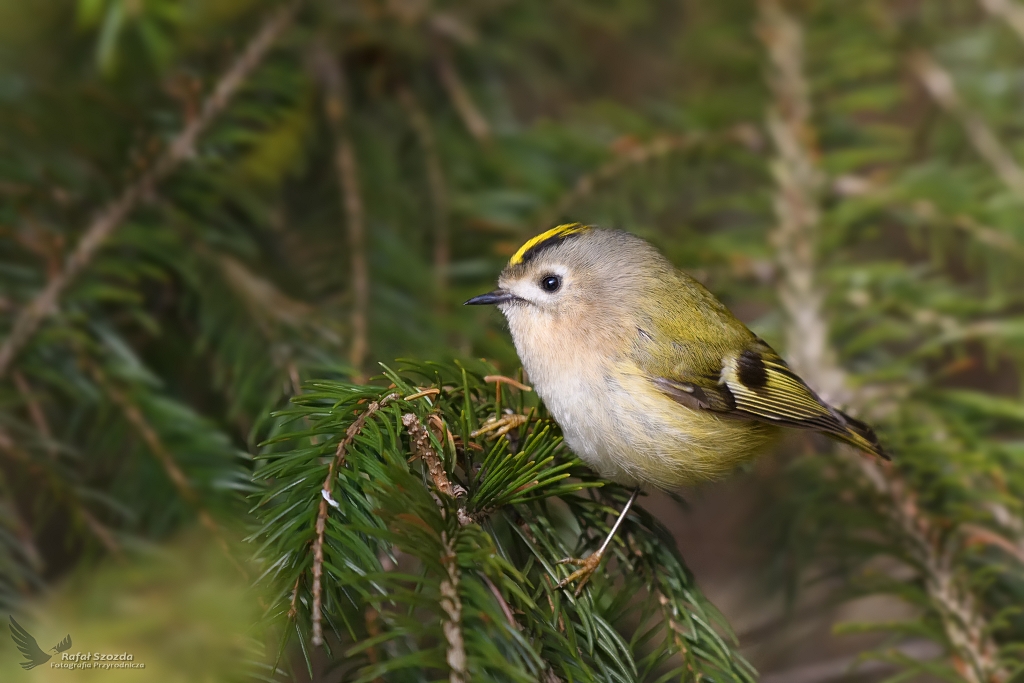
[0,0,1022,681]
[0,532,265,682]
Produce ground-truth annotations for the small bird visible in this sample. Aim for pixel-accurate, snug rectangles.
[9,615,72,670]
[466,224,887,591]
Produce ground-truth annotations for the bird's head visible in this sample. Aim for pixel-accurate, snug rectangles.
[465,224,675,359]
[466,224,667,315]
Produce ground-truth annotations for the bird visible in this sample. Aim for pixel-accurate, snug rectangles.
[465,224,887,592]
[9,615,71,670]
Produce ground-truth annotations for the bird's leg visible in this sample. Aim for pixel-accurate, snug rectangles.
[556,487,640,596]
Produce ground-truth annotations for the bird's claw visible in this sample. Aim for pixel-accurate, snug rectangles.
[555,551,604,597]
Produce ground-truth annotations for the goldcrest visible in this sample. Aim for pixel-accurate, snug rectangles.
[466,224,887,489]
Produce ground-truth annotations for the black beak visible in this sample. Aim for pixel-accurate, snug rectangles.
[464,289,515,306]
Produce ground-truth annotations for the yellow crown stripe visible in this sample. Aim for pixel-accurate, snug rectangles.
[509,223,589,265]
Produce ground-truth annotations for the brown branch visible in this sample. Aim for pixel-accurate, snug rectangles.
[757,4,1009,682]
[12,368,61,473]
[439,531,468,683]
[0,428,121,557]
[435,45,491,143]
[403,413,472,526]
[911,51,1024,201]
[0,1,300,379]
[657,593,692,668]
[404,388,442,402]
[12,371,53,451]
[89,362,245,578]
[832,178,1024,261]
[984,501,1024,560]
[402,413,465,500]
[364,606,384,683]
[534,134,703,234]
[398,86,451,299]
[311,394,397,646]
[978,0,1024,44]
[958,523,1024,565]
[909,199,1024,261]
[483,374,532,392]
[287,574,302,621]
[76,507,122,559]
[312,43,369,381]
[0,470,44,572]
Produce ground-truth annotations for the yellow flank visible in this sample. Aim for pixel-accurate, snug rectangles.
[509,223,590,265]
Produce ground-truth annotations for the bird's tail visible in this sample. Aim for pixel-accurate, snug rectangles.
[833,409,890,460]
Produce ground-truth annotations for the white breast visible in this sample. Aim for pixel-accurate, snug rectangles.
[504,305,769,489]
[506,308,642,485]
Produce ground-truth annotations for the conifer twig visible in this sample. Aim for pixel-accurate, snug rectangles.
[89,362,245,577]
[312,43,369,381]
[311,394,396,646]
[398,85,451,298]
[436,46,491,143]
[910,200,1024,261]
[832,176,1024,260]
[439,531,468,683]
[535,134,703,233]
[0,0,300,378]
[978,0,1024,44]
[758,4,1010,681]
[911,51,1024,201]
[483,375,532,392]
[0,429,121,557]
[0,471,44,572]
[404,412,475,526]
[287,574,301,621]
[401,411,466,501]
[12,371,54,455]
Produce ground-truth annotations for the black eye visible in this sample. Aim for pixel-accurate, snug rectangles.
[540,275,561,292]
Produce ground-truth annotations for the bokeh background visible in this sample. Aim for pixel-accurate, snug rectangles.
[1,0,1023,681]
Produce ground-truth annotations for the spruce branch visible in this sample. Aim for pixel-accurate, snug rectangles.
[312,42,369,381]
[311,393,397,646]
[911,51,1024,201]
[832,177,1024,260]
[255,362,757,682]
[907,201,1024,262]
[439,531,468,683]
[435,45,492,143]
[397,85,451,299]
[403,413,467,504]
[484,375,533,392]
[11,371,55,458]
[0,428,121,557]
[0,469,44,573]
[0,0,300,378]
[87,361,244,576]
[535,134,707,234]
[978,0,1024,44]
[757,3,1012,681]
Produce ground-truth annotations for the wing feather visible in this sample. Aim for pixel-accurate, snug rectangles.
[651,338,889,459]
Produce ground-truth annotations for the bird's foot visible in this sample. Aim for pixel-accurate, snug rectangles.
[555,550,605,596]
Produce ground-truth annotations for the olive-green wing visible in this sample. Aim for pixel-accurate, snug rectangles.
[651,340,889,459]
